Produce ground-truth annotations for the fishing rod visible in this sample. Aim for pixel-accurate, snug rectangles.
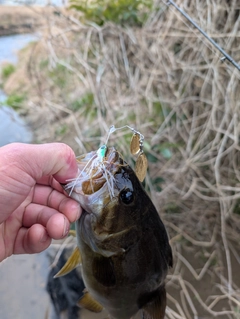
[166,0,240,72]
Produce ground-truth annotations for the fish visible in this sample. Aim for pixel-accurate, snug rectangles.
[56,142,173,319]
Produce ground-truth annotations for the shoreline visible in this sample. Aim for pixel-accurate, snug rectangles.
[0,5,61,36]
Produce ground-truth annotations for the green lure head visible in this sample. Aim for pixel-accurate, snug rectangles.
[97,145,108,161]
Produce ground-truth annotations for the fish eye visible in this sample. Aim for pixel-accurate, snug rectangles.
[119,188,134,205]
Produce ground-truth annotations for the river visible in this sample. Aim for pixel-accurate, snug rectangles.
[0,0,65,6]
[0,33,38,146]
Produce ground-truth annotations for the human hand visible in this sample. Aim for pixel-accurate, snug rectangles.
[0,143,81,262]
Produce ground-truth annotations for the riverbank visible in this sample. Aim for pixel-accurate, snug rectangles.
[0,5,60,36]
[2,2,240,318]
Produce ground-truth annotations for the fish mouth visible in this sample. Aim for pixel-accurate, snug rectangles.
[64,147,123,213]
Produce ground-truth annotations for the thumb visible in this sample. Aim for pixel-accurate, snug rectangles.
[2,143,78,183]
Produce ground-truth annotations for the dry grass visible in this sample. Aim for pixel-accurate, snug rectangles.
[0,5,57,36]
[4,0,240,318]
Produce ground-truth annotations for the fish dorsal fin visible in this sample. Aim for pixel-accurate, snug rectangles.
[135,152,148,182]
[142,287,166,319]
[54,246,81,278]
[77,291,103,313]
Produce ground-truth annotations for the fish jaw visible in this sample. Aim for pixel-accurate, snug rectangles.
[68,182,111,216]
[64,147,122,215]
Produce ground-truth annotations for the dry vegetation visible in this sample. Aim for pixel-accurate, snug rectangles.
[0,6,55,36]
[3,0,240,318]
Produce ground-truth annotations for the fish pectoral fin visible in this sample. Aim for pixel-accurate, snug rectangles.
[54,246,81,278]
[142,286,166,319]
[77,291,103,313]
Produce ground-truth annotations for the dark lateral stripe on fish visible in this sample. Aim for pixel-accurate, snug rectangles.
[92,255,116,287]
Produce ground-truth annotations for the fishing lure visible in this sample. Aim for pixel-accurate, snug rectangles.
[105,125,148,182]
[66,125,148,200]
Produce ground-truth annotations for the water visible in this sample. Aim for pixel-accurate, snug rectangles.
[0,33,38,146]
[0,105,33,145]
[0,33,38,64]
[0,0,65,6]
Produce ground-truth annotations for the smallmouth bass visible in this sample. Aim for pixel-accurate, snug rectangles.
[57,143,172,319]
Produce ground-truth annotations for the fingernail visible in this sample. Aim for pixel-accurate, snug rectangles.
[40,231,49,242]
[71,202,81,221]
[63,217,70,237]
[75,205,81,220]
